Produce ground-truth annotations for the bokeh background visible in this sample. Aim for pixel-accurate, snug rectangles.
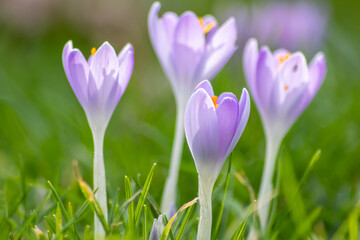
[0,0,359,237]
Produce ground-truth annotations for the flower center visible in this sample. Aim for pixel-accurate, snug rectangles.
[91,47,97,56]
[284,85,289,91]
[278,53,291,64]
[211,96,219,109]
[198,17,217,35]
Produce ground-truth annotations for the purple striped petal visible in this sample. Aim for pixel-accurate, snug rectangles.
[185,88,219,179]
[200,17,237,80]
[172,12,205,88]
[216,97,239,160]
[194,80,214,97]
[67,49,89,108]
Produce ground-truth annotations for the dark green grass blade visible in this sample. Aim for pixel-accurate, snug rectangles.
[61,200,89,233]
[135,163,156,227]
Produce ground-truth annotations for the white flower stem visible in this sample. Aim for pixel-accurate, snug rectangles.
[93,128,108,239]
[197,177,214,240]
[161,103,185,214]
[257,134,281,233]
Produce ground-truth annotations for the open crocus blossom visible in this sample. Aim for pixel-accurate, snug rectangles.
[62,41,134,238]
[243,38,326,233]
[185,80,250,240]
[148,1,237,214]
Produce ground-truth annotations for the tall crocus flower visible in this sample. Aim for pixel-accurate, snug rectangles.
[243,38,326,233]
[148,1,237,214]
[185,80,250,240]
[62,41,134,238]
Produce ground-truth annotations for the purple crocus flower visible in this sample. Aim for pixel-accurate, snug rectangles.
[184,80,250,239]
[63,41,134,132]
[243,38,326,233]
[148,1,237,103]
[148,1,237,214]
[62,41,134,238]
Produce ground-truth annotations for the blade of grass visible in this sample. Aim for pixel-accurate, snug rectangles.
[213,157,232,238]
[111,190,141,228]
[15,191,51,239]
[233,202,254,240]
[135,163,157,227]
[61,200,89,233]
[125,176,135,229]
[109,188,120,225]
[143,204,147,240]
[56,203,63,240]
[175,204,195,240]
[160,197,198,240]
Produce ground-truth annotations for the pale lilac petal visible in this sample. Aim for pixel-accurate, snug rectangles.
[256,46,276,109]
[308,52,326,96]
[62,40,73,78]
[282,83,307,125]
[185,88,219,178]
[225,89,250,158]
[243,38,259,103]
[148,2,179,90]
[200,17,237,80]
[218,92,237,103]
[278,52,309,89]
[194,80,214,96]
[216,97,239,161]
[90,42,119,88]
[118,43,134,64]
[117,50,134,98]
[67,49,89,107]
[172,12,205,87]
[201,15,218,39]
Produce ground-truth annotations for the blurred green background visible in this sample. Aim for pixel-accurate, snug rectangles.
[0,0,359,237]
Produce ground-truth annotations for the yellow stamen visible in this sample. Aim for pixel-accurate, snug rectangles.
[284,85,289,91]
[91,47,96,56]
[279,53,291,64]
[211,96,219,109]
[198,17,217,35]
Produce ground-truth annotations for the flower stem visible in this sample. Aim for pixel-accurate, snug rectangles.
[93,128,108,239]
[257,134,281,233]
[161,103,185,215]
[197,177,214,240]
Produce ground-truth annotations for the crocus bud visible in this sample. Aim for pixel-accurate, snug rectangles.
[185,80,250,182]
[184,80,250,240]
[149,215,165,240]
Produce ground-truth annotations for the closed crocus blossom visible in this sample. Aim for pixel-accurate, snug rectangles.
[62,41,134,238]
[148,1,237,214]
[185,80,250,240]
[243,38,326,233]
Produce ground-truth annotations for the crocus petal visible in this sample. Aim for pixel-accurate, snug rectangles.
[200,17,237,80]
[90,42,119,88]
[225,88,250,159]
[172,12,205,88]
[185,88,219,179]
[62,40,73,78]
[118,46,134,97]
[218,92,238,103]
[67,49,90,108]
[194,80,214,97]
[216,97,239,161]
[308,52,326,96]
[256,46,276,110]
[148,2,179,91]
[118,43,134,64]
[278,52,309,89]
[243,38,259,103]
